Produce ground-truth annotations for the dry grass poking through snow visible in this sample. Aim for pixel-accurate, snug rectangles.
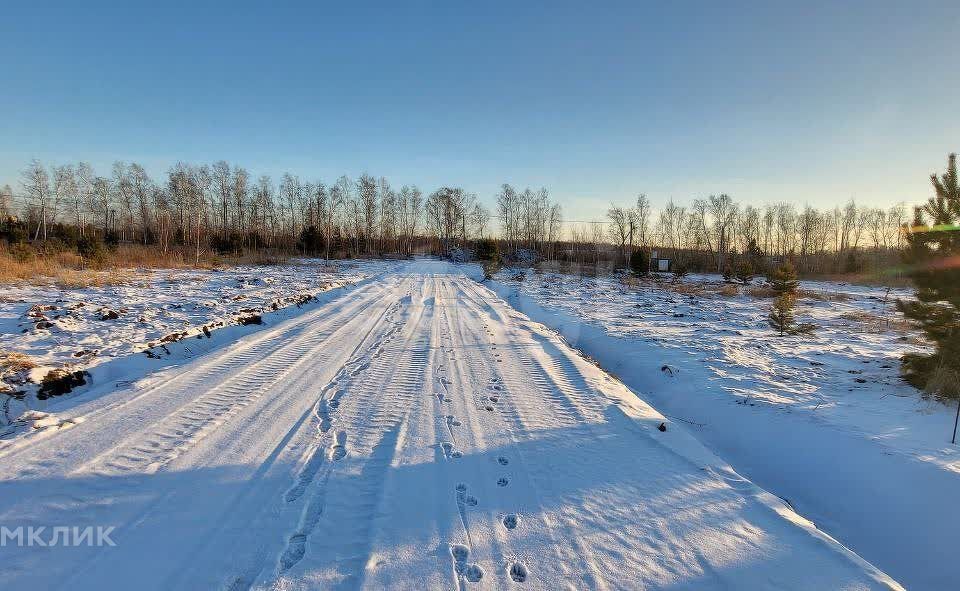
[837,310,917,335]
[0,351,36,374]
[0,351,36,394]
[0,244,290,287]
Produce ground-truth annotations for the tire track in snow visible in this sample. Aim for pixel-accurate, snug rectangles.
[0,280,390,471]
[173,279,415,591]
[269,281,434,587]
[49,278,413,591]
[73,280,407,477]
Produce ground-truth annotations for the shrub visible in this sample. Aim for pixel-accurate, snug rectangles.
[76,235,107,263]
[9,242,34,264]
[475,238,499,262]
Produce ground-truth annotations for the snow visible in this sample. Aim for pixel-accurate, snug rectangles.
[489,268,958,590]
[0,259,389,422]
[0,260,902,589]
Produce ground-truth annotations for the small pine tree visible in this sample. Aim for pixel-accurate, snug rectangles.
[722,265,733,283]
[896,153,960,399]
[768,261,799,296]
[630,247,651,277]
[768,294,796,336]
[746,238,765,271]
[735,261,754,285]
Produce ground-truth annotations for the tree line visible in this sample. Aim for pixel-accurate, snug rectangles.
[596,193,909,275]
[0,158,909,275]
[0,160,510,261]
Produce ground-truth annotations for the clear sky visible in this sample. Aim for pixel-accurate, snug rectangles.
[1,1,957,221]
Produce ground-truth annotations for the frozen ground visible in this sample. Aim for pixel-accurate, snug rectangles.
[0,260,900,590]
[490,268,958,590]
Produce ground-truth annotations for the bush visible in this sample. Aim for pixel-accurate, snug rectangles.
[9,242,34,263]
[482,259,502,280]
[76,235,107,263]
[735,261,755,285]
[475,238,499,262]
[213,232,246,255]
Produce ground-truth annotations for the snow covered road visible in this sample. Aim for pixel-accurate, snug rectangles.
[0,260,900,590]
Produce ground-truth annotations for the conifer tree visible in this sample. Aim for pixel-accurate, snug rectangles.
[768,261,799,296]
[630,246,651,277]
[897,153,960,399]
[768,294,796,336]
[745,238,765,272]
[735,261,755,285]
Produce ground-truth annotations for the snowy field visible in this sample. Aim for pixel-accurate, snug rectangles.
[0,260,902,590]
[0,259,390,426]
[490,268,958,590]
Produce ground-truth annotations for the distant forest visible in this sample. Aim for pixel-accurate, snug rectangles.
[0,159,910,276]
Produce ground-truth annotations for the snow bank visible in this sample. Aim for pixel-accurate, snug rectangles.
[489,269,959,590]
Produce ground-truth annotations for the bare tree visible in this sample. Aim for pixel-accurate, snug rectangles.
[0,185,13,219]
[129,163,153,244]
[607,205,630,266]
[21,160,51,241]
[635,193,651,246]
[212,160,232,241]
[232,167,249,241]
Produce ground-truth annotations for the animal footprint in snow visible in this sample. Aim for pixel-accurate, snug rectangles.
[464,564,483,582]
[450,543,469,565]
[447,415,461,427]
[502,513,519,530]
[455,483,478,506]
[497,477,509,487]
[497,456,509,466]
[508,562,528,583]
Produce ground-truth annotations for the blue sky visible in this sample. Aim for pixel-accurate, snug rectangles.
[1,1,957,220]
